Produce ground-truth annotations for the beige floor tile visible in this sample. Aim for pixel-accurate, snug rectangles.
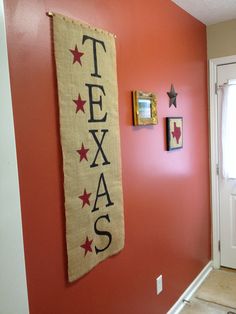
[180,298,235,314]
[179,269,236,314]
[195,269,236,309]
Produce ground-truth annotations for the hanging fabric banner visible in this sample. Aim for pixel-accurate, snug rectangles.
[52,13,125,282]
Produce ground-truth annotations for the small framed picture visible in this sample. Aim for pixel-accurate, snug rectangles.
[132,91,157,126]
[166,117,183,151]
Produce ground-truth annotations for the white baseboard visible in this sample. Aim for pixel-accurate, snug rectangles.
[167,261,213,314]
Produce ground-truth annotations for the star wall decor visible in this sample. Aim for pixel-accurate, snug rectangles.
[167,84,178,108]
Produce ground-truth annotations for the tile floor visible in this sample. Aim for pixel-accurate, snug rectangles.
[180,268,236,314]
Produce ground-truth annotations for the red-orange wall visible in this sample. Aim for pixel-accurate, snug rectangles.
[5,0,211,313]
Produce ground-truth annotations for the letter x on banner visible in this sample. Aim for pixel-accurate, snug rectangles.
[52,13,125,282]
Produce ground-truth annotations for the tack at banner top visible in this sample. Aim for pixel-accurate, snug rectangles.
[52,13,125,282]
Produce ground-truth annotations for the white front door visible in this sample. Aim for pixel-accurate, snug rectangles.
[217,63,236,269]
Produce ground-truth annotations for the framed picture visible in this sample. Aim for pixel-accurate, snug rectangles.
[132,91,157,126]
[166,117,183,151]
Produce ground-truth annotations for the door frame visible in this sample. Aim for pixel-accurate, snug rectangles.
[0,0,29,312]
[209,55,236,269]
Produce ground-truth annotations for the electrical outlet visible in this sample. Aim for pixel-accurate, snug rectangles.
[156,275,163,295]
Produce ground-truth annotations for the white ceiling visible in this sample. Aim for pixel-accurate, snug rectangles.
[172,0,236,25]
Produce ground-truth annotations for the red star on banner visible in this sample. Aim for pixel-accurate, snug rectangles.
[77,143,89,162]
[69,45,84,65]
[171,122,181,144]
[73,94,86,113]
[79,189,91,208]
[80,236,93,256]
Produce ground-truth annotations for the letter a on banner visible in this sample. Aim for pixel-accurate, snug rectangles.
[52,13,125,282]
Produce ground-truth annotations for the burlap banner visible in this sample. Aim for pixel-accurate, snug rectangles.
[53,13,125,282]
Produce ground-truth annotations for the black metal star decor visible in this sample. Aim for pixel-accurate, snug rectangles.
[167,84,178,108]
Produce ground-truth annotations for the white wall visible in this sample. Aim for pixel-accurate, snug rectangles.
[0,0,29,313]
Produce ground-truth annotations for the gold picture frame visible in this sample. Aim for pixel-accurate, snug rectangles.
[132,91,157,126]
